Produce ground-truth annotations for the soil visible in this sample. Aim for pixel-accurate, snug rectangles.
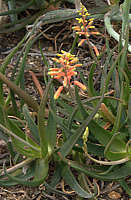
[0,2,131,199]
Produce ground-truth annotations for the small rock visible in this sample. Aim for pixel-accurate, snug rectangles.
[108,191,121,199]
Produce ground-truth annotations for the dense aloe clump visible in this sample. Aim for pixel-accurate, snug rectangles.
[0,0,131,198]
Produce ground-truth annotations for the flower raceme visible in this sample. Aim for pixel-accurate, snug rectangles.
[73,4,100,56]
[48,50,86,99]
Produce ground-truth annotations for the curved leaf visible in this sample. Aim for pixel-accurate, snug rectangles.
[45,86,56,155]
[127,95,131,139]
[119,179,131,197]
[62,158,131,180]
[38,80,52,157]
[11,137,40,158]
[88,63,97,97]
[23,104,40,144]
[62,166,93,198]
[59,89,104,157]
[4,160,48,187]
[34,158,49,181]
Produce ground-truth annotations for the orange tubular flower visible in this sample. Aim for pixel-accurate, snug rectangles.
[48,50,86,99]
[92,44,100,56]
[74,81,87,91]
[73,4,100,56]
[54,86,64,100]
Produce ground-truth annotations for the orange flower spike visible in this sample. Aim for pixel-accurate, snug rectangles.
[74,81,87,91]
[74,3,100,42]
[48,50,84,99]
[54,86,64,100]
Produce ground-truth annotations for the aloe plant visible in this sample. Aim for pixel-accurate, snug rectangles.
[0,0,130,198]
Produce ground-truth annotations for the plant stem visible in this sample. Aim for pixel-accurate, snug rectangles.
[1,158,34,176]
[0,72,39,112]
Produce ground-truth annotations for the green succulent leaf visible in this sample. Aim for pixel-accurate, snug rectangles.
[3,159,48,187]
[127,95,131,139]
[48,162,62,188]
[34,158,49,181]
[119,179,131,197]
[62,166,93,198]
[38,80,52,158]
[44,182,68,196]
[0,104,7,126]
[88,63,97,97]
[75,89,127,159]
[62,158,131,180]
[0,120,40,158]
[45,85,56,155]
[11,137,41,158]
[7,118,26,140]
[23,104,40,144]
